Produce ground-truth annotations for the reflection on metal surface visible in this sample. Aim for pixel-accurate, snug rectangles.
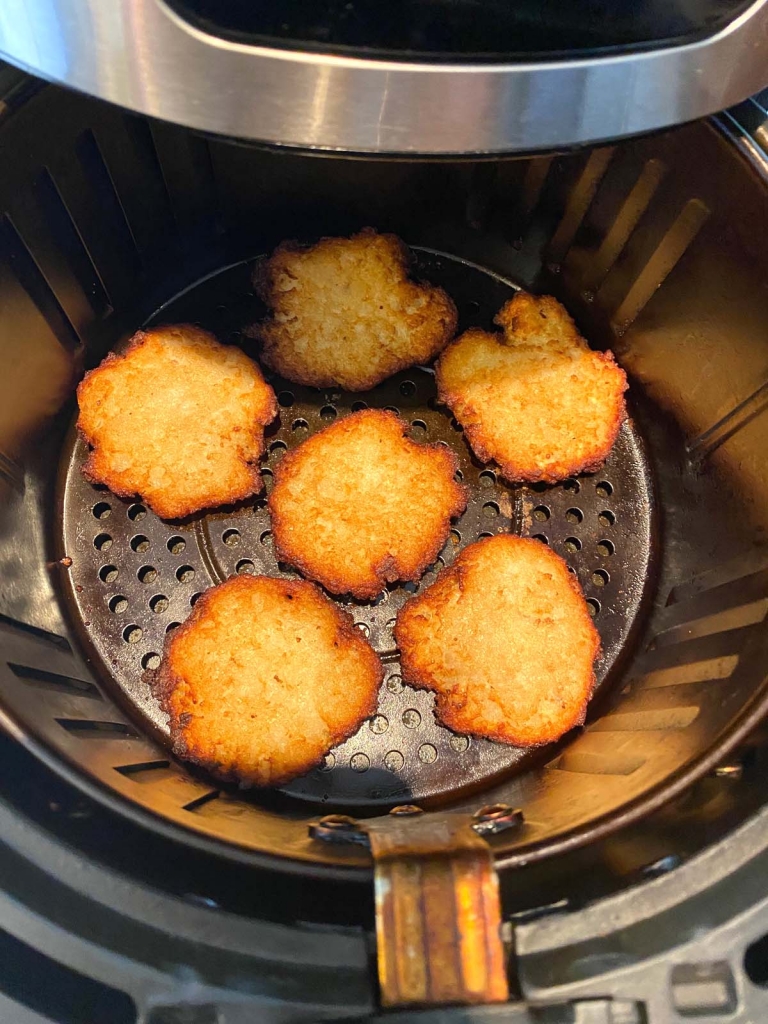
[0,0,766,153]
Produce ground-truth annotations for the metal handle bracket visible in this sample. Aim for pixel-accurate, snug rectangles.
[311,804,522,1008]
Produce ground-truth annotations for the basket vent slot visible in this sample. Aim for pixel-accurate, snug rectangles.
[608,198,709,335]
[582,157,667,293]
[56,718,138,739]
[554,751,645,776]
[632,655,739,689]
[149,121,218,235]
[114,760,175,784]
[591,706,699,732]
[8,663,101,699]
[0,215,79,351]
[32,168,110,320]
[93,115,175,263]
[546,146,616,266]
[182,790,220,813]
[74,129,141,276]
[0,614,71,651]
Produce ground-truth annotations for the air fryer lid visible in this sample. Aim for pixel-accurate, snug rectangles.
[1,0,768,153]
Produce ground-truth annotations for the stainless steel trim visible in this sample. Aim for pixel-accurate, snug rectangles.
[1,0,768,154]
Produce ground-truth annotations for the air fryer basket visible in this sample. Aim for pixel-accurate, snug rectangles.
[59,253,655,814]
[1,75,768,900]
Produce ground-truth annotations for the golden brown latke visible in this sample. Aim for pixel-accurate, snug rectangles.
[269,408,468,600]
[394,535,600,747]
[435,292,627,484]
[77,325,278,520]
[252,229,458,391]
[153,574,383,787]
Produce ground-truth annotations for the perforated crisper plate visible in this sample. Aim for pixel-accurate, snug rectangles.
[59,250,656,809]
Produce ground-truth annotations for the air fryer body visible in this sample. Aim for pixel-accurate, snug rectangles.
[0,4,767,1018]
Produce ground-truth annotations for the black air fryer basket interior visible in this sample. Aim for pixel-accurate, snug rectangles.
[1,76,768,882]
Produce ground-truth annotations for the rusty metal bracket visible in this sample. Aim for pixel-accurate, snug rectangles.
[310,804,522,1008]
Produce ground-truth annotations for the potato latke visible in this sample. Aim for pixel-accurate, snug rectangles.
[269,409,467,599]
[253,229,457,391]
[395,535,600,746]
[77,325,277,519]
[436,292,627,483]
[154,575,383,786]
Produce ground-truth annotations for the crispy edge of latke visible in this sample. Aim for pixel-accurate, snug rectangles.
[151,574,383,787]
[435,297,628,484]
[251,229,459,390]
[269,409,469,600]
[394,534,601,747]
[76,325,278,520]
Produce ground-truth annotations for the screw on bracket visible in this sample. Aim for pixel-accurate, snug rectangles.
[472,803,524,837]
[308,813,369,846]
[389,804,423,816]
